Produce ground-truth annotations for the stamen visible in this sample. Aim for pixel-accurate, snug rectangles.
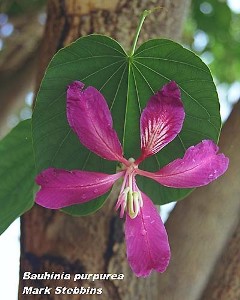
[129,172,133,193]
[133,191,140,217]
[115,193,124,211]
[128,157,135,163]
[119,201,126,218]
[115,187,130,217]
[115,159,142,219]
[127,191,134,218]
[136,185,143,207]
[120,172,128,194]
[127,191,140,219]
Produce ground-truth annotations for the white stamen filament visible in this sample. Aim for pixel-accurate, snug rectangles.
[127,191,133,216]
[132,191,140,218]
[137,188,143,207]
[119,172,128,194]
[128,172,133,193]
[115,158,142,219]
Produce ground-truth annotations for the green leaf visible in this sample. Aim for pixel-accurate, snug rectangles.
[32,34,221,215]
[32,35,128,216]
[0,120,35,235]
[131,39,221,204]
[62,195,106,216]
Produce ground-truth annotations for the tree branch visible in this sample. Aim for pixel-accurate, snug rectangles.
[157,101,240,300]
[201,217,240,299]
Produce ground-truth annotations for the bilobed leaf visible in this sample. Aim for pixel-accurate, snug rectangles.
[0,120,35,235]
[32,34,221,215]
[131,39,220,204]
[32,35,128,215]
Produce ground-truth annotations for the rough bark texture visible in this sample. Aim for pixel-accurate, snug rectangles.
[157,102,240,300]
[36,0,189,88]
[19,1,190,299]
[201,217,240,300]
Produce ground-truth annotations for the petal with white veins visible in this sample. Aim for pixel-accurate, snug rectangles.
[139,81,184,162]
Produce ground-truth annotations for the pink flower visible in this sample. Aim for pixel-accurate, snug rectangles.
[35,81,229,277]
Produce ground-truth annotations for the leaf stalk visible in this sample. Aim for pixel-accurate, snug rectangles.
[129,8,162,56]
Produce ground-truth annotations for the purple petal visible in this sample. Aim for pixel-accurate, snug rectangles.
[67,81,125,163]
[138,81,184,162]
[125,192,170,277]
[35,168,123,209]
[138,140,229,188]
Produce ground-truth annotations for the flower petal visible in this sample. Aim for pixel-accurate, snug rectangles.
[67,81,125,163]
[35,168,123,209]
[138,81,184,162]
[125,192,170,277]
[138,140,229,188]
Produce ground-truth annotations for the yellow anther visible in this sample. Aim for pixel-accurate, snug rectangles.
[128,157,135,163]
[127,191,140,219]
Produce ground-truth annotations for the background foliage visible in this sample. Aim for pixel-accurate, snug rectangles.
[184,0,240,84]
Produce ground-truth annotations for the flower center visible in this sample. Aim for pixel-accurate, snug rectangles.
[115,158,143,219]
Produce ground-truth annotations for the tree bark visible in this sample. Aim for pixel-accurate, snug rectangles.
[201,217,240,300]
[19,1,190,299]
[157,102,240,300]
